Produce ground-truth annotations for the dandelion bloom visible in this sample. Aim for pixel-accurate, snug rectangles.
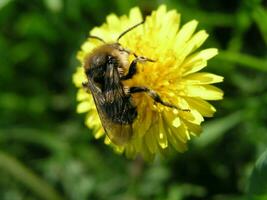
[73,5,223,160]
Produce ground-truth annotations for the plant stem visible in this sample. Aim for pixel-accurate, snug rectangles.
[0,151,63,200]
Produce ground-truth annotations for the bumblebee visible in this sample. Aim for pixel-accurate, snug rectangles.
[83,21,187,145]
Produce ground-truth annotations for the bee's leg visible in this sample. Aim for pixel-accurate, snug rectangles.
[121,56,155,80]
[129,86,190,111]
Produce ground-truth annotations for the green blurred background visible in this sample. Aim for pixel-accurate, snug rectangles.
[0,0,267,199]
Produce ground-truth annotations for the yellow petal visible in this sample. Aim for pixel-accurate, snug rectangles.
[185,97,216,117]
[114,145,124,154]
[186,85,224,100]
[104,136,111,145]
[181,48,218,75]
[180,109,204,125]
[172,117,181,128]
[80,41,96,55]
[134,103,152,138]
[129,7,143,23]
[175,30,209,65]
[162,113,187,152]
[77,101,91,113]
[145,128,158,154]
[140,143,155,161]
[125,144,136,159]
[187,30,209,53]
[162,109,182,128]
[85,112,101,129]
[107,14,120,29]
[156,116,168,149]
[77,89,90,101]
[183,120,202,136]
[175,20,198,49]
[90,27,107,42]
[156,5,167,24]
[183,72,224,84]
[73,67,86,88]
[132,134,142,152]
[94,127,104,139]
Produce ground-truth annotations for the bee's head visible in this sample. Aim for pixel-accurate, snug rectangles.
[84,43,130,73]
[85,21,144,71]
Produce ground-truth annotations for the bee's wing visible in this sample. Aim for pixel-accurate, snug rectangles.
[87,76,133,146]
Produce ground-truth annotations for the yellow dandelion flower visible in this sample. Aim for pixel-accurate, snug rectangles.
[73,5,223,160]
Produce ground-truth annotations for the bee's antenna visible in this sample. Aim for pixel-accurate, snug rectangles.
[117,21,144,42]
[89,35,106,43]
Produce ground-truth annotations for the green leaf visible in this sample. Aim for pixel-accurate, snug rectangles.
[253,6,267,45]
[167,184,206,200]
[217,51,267,72]
[0,0,12,10]
[43,0,63,12]
[248,149,267,196]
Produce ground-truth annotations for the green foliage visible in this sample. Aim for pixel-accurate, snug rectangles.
[0,0,267,200]
[248,149,267,196]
